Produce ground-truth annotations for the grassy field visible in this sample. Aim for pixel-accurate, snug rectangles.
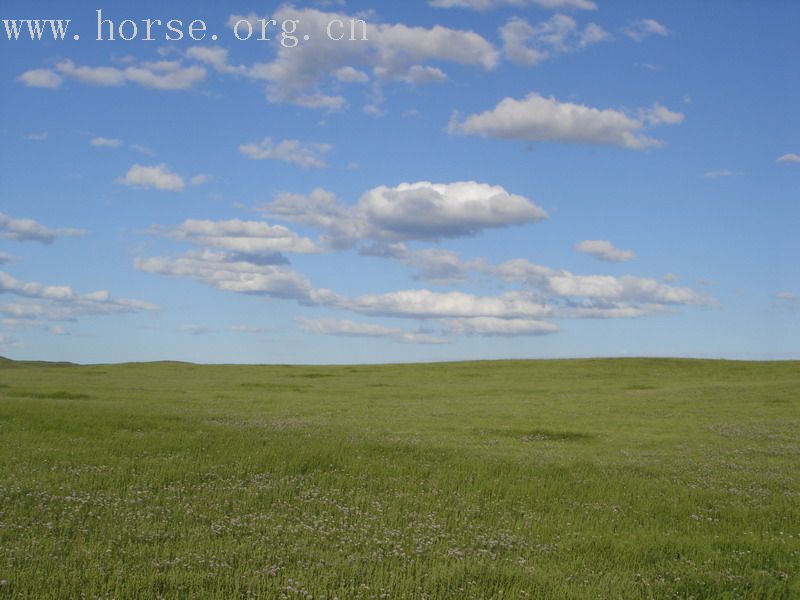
[0,357,798,599]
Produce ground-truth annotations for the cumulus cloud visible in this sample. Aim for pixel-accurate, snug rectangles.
[777,153,800,164]
[360,182,547,240]
[239,138,333,169]
[576,240,635,262]
[190,174,211,186]
[361,243,486,285]
[119,164,185,192]
[624,19,669,41]
[135,239,712,339]
[449,92,683,149]
[642,104,685,126]
[185,47,245,75]
[54,59,206,90]
[134,250,319,301]
[152,218,319,255]
[500,14,608,66]
[134,248,559,328]
[226,7,499,109]
[442,316,558,336]
[334,66,370,83]
[0,212,86,244]
[361,247,708,317]
[336,289,552,320]
[430,0,597,10]
[394,65,448,84]
[18,68,63,89]
[0,271,156,323]
[90,136,122,148]
[263,188,361,250]
[264,181,547,248]
[489,258,709,309]
[25,10,496,111]
[297,317,449,344]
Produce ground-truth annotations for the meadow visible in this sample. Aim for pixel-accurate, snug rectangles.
[0,357,798,599]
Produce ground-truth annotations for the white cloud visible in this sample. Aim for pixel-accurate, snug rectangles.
[338,289,553,320]
[704,169,733,179]
[442,316,558,336]
[394,65,448,84]
[0,252,14,265]
[297,317,448,344]
[430,0,597,10]
[30,59,207,91]
[489,258,708,308]
[576,240,635,262]
[118,61,206,90]
[135,200,712,340]
[119,164,185,192]
[227,7,499,109]
[135,248,557,330]
[265,181,547,248]
[642,104,685,126]
[0,271,156,323]
[154,218,319,255]
[185,47,244,75]
[334,66,370,83]
[361,243,485,285]
[449,92,683,149]
[624,19,669,42]
[190,174,211,186]
[49,325,69,336]
[18,68,63,89]
[264,188,360,249]
[134,250,318,301]
[500,14,609,67]
[360,182,547,240]
[364,247,708,317]
[0,212,85,244]
[777,153,800,164]
[239,138,333,169]
[90,136,122,148]
[55,60,125,86]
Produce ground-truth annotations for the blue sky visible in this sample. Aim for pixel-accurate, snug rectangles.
[1,0,798,364]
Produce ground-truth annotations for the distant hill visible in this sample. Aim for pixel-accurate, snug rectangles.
[0,356,77,369]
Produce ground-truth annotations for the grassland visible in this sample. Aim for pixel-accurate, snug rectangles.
[0,357,798,599]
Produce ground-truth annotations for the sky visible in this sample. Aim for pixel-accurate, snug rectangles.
[0,0,798,364]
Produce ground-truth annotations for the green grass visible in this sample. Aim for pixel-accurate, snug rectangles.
[0,358,798,598]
